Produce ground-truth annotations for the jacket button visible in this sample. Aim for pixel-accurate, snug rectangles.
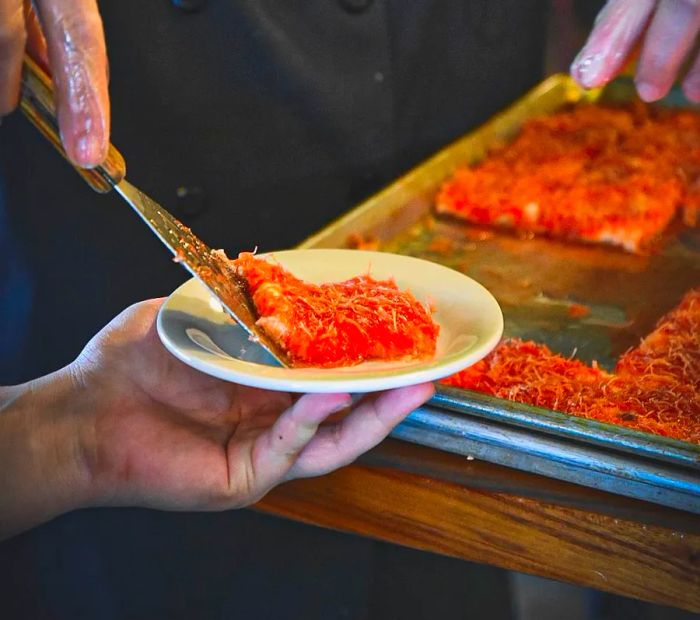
[338,0,373,14]
[175,186,208,218]
[170,0,207,13]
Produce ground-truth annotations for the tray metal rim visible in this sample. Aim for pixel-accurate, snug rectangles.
[433,386,700,469]
[393,406,700,515]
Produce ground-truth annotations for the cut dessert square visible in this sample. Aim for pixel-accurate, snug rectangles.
[436,104,700,252]
[230,252,439,368]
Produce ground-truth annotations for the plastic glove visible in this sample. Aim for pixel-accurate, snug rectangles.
[571,0,700,102]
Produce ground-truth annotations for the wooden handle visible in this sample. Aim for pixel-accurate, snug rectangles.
[19,55,126,193]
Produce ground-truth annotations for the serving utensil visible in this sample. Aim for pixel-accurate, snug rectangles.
[19,55,290,367]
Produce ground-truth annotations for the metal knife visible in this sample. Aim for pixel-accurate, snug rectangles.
[19,55,290,367]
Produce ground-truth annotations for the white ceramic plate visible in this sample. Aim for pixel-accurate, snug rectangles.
[157,249,503,393]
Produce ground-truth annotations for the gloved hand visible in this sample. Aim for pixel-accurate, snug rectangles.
[571,0,700,102]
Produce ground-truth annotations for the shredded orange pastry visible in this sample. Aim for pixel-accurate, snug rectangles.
[436,103,700,252]
[231,252,439,368]
[442,288,700,444]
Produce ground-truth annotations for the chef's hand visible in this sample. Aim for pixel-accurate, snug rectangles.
[0,0,109,166]
[571,0,700,102]
[0,299,433,539]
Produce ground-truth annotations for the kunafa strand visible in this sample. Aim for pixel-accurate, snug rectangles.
[230,252,439,368]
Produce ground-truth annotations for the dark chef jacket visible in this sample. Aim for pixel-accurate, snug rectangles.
[0,1,547,618]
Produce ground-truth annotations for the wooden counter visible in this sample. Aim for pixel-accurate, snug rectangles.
[256,439,700,613]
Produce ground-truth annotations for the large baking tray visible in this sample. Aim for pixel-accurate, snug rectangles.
[299,74,700,513]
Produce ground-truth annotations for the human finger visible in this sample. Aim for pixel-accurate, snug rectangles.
[35,0,109,167]
[244,392,354,490]
[571,0,656,89]
[287,382,435,479]
[635,0,700,101]
[682,49,700,101]
[0,0,26,114]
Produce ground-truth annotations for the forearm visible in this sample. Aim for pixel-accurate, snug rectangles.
[0,370,92,540]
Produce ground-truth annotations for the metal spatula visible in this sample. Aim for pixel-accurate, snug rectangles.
[19,55,290,367]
